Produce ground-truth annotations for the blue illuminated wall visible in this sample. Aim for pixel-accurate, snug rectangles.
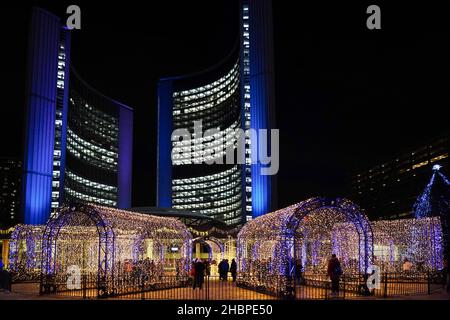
[118,105,134,209]
[156,0,277,223]
[156,79,173,207]
[246,0,277,218]
[22,8,63,224]
[22,7,134,224]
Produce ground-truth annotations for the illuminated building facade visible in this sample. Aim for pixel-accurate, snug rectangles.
[350,136,449,220]
[157,0,276,226]
[0,158,21,228]
[22,8,133,225]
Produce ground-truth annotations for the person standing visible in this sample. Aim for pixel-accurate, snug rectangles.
[230,259,237,282]
[295,260,304,285]
[205,260,211,277]
[193,259,205,290]
[327,254,342,296]
[218,259,225,281]
[223,259,230,281]
[443,258,450,293]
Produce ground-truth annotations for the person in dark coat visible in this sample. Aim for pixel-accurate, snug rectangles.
[222,259,230,281]
[193,259,205,289]
[230,259,237,282]
[327,254,342,295]
[294,260,304,285]
[218,260,223,280]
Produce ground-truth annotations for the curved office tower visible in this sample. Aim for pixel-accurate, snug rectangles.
[63,69,133,209]
[157,0,276,225]
[159,53,244,226]
[22,7,133,225]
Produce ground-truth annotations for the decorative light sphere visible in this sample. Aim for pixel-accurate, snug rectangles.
[432,164,442,171]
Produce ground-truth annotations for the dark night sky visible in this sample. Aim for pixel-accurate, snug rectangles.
[1,1,449,209]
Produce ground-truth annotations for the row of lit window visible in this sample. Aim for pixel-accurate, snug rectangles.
[173,166,240,185]
[356,149,448,178]
[173,180,241,198]
[173,197,242,216]
[172,120,241,147]
[173,70,238,106]
[173,180,241,199]
[172,193,241,210]
[355,154,448,183]
[67,129,118,171]
[65,186,117,207]
[173,76,239,115]
[242,4,252,214]
[64,179,117,203]
[172,140,239,164]
[66,144,117,173]
[68,128,117,158]
[65,170,117,192]
[173,172,241,193]
[224,215,242,225]
[172,125,242,165]
[69,98,119,146]
[53,41,68,201]
[172,187,239,204]
[70,97,118,125]
[173,62,239,98]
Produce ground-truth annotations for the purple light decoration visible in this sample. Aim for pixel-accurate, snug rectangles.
[413,172,436,218]
[118,106,134,209]
[389,240,395,264]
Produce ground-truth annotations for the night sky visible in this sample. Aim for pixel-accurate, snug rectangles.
[1,1,449,209]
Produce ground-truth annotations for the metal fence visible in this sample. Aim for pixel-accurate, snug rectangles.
[33,271,447,300]
[41,274,277,300]
[373,272,445,298]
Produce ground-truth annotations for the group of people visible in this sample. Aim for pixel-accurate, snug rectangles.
[218,259,237,282]
[190,258,238,290]
[119,258,165,284]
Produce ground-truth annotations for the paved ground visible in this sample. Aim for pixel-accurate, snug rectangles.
[1,281,449,300]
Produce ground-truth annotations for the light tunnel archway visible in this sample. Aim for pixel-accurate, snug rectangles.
[237,197,374,296]
[40,203,192,298]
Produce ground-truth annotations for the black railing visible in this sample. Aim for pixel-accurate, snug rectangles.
[374,272,445,298]
[35,271,446,300]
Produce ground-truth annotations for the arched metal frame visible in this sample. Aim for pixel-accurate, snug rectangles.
[9,225,45,281]
[192,236,225,263]
[131,228,192,277]
[236,197,374,296]
[285,198,374,275]
[39,203,192,298]
[40,204,115,297]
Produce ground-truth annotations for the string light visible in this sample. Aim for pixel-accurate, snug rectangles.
[237,197,443,295]
[9,204,193,287]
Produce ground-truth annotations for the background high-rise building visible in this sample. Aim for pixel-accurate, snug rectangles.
[157,0,277,226]
[0,158,22,228]
[22,8,133,225]
[349,135,449,220]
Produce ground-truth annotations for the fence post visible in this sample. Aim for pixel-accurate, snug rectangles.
[82,274,86,299]
[383,273,388,298]
[427,272,431,295]
[343,275,345,299]
[141,276,145,300]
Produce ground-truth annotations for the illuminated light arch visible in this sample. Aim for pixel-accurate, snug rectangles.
[40,203,192,298]
[193,236,225,260]
[237,197,374,296]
